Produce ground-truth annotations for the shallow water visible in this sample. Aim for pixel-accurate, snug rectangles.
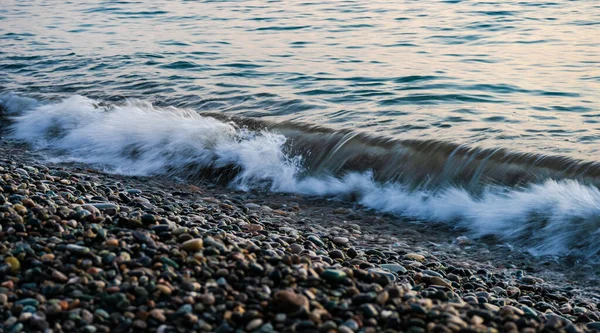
[1,0,599,157]
[2,1,600,257]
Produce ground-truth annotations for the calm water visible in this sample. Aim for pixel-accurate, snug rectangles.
[1,0,599,157]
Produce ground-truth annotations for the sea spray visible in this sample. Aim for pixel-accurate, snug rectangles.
[3,93,600,257]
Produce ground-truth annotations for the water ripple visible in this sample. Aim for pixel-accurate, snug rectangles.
[0,0,598,158]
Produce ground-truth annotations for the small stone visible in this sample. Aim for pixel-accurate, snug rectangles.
[200,293,215,305]
[92,203,119,215]
[377,291,389,305]
[273,289,309,314]
[30,313,48,330]
[289,243,303,254]
[427,276,453,289]
[338,325,354,333]
[246,318,263,331]
[333,237,349,246]
[52,270,68,283]
[321,269,347,283]
[361,304,379,318]
[181,238,204,252]
[380,264,407,274]
[150,309,166,322]
[347,248,358,258]
[66,244,91,255]
[5,257,20,274]
[368,268,397,282]
[13,204,27,215]
[141,214,156,225]
[15,298,39,308]
[329,249,344,259]
[420,267,442,277]
[587,323,600,331]
[81,309,94,324]
[404,253,425,261]
[9,323,24,333]
[521,305,538,318]
[244,203,261,210]
[155,284,173,296]
[307,235,324,247]
[46,304,62,316]
[243,224,263,233]
[132,231,154,244]
[83,325,97,333]
[521,276,541,284]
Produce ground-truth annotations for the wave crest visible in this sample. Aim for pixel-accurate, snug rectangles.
[2,93,600,258]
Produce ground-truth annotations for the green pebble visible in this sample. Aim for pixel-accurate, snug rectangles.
[307,235,324,247]
[21,305,37,313]
[321,269,347,283]
[9,323,24,333]
[521,305,538,318]
[94,309,109,320]
[176,304,193,316]
[160,257,179,269]
[14,298,39,307]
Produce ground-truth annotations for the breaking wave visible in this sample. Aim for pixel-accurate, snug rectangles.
[2,92,600,258]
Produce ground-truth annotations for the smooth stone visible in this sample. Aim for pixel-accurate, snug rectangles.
[404,253,425,261]
[368,268,397,282]
[427,276,453,289]
[181,238,204,251]
[15,298,39,307]
[52,270,68,283]
[289,243,303,254]
[329,249,345,259]
[155,284,173,296]
[160,257,179,269]
[132,231,154,244]
[321,269,347,283]
[307,235,324,247]
[246,318,263,331]
[176,304,193,316]
[5,257,20,274]
[91,203,119,214]
[343,319,360,331]
[333,237,349,246]
[244,203,261,210]
[83,325,97,333]
[9,323,24,333]
[521,305,538,318]
[421,269,443,278]
[149,309,166,322]
[361,304,379,318]
[347,248,358,258]
[66,244,90,255]
[273,289,309,314]
[338,326,354,333]
[380,264,407,274]
[587,322,600,330]
[141,214,156,225]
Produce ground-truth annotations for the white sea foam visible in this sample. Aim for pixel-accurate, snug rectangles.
[2,93,600,257]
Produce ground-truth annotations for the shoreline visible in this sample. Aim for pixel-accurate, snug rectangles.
[1,140,599,332]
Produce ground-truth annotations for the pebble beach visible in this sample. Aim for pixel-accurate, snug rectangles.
[0,141,598,333]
